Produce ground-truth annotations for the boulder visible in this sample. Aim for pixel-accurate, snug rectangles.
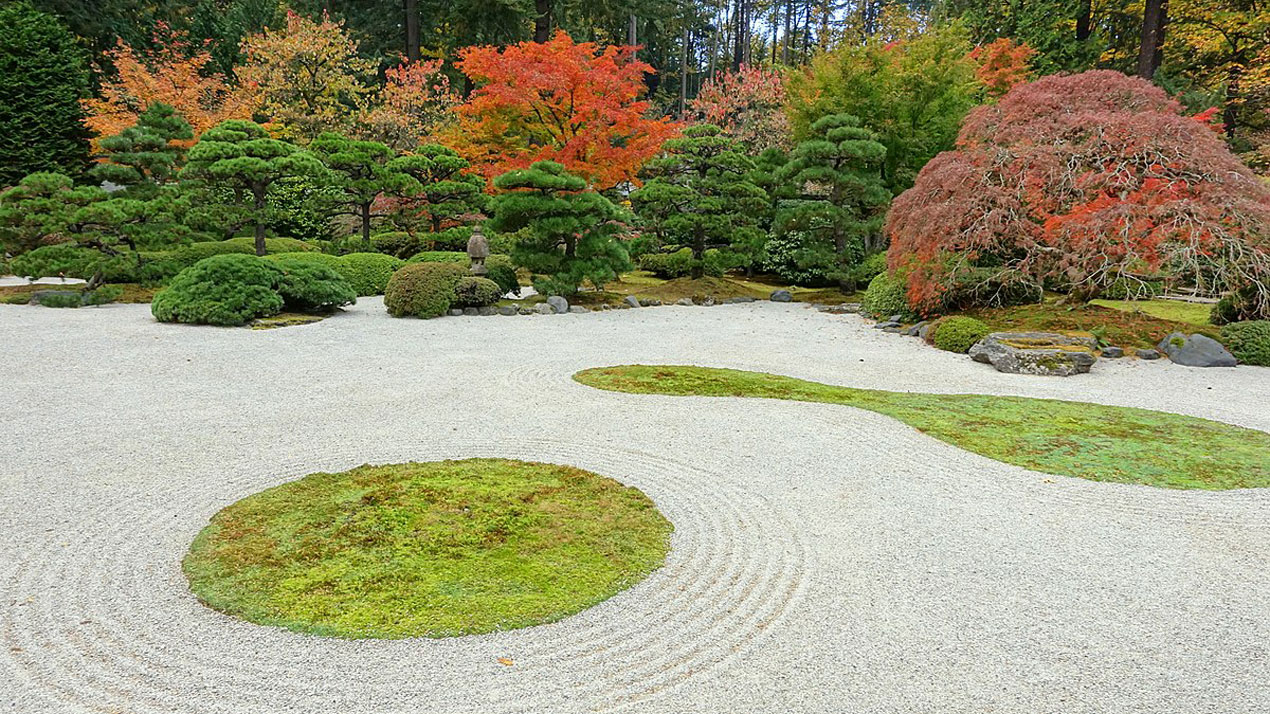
[969,332,1099,377]
[702,296,716,306]
[770,289,793,302]
[825,303,858,314]
[873,321,901,329]
[478,306,497,316]
[568,306,590,313]
[546,295,569,315]
[917,322,934,341]
[462,307,479,316]
[624,295,641,308]
[888,314,903,323]
[1100,346,1124,358]
[904,321,928,337]
[676,297,694,306]
[534,303,554,315]
[1136,348,1161,360]
[644,298,662,306]
[1157,332,1237,368]
[447,309,463,317]
[497,306,517,316]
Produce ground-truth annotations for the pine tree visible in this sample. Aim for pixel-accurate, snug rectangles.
[0,173,103,255]
[90,103,194,199]
[0,2,91,185]
[774,113,889,289]
[308,132,420,248]
[387,144,487,247]
[180,120,326,256]
[632,124,768,278]
[488,161,630,296]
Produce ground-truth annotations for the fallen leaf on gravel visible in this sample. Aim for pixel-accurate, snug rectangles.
[497,657,514,666]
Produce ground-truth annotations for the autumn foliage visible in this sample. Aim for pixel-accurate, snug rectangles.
[689,65,790,152]
[969,38,1035,97]
[82,24,251,148]
[450,32,680,189]
[886,70,1270,317]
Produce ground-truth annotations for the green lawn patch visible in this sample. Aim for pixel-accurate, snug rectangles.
[183,458,672,639]
[1090,298,1214,327]
[574,365,1270,490]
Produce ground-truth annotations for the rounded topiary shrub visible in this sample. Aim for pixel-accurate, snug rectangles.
[452,276,502,308]
[406,250,468,264]
[269,256,356,311]
[930,316,992,353]
[406,251,518,296]
[151,254,285,326]
[1220,321,1270,366]
[862,272,914,320]
[384,262,469,318]
[369,232,420,259]
[339,253,405,296]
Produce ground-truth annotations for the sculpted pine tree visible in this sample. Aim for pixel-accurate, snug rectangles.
[774,114,890,289]
[387,144,487,248]
[632,124,768,278]
[488,161,630,296]
[308,133,420,249]
[0,173,102,255]
[181,120,326,256]
[90,103,194,199]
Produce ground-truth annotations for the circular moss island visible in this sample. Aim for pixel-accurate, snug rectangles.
[183,458,673,639]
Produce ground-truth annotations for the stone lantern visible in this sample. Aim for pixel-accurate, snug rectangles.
[466,225,490,275]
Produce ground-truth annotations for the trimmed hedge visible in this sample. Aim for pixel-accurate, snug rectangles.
[930,316,991,353]
[340,253,405,296]
[862,272,914,320]
[151,255,285,326]
[1220,321,1270,366]
[370,231,420,258]
[452,276,502,308]
[405,251,518,296]
[268,256,357,311]
[639,248,727,279]
[384,262,468,318]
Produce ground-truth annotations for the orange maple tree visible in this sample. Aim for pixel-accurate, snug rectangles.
[450,31,680,189]
[82,24,252,149]
[969,38,1036,98]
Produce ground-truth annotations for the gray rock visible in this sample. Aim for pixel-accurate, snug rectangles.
[644,298,662,307]
[1136,348,1161,360]
[463,307,479,316]
[702,296,716,307]
[1157,332,1237,367]
[888,314,903,323]
[447,309,463,317]
[477,306,497,316]
[1100,346,1124,358]
[813,303,829,312]
[824,304,857,315]
[497,306,517,316]
[882,326,904,333]
[676,297,694,306]
[874,321,901,329]
[546,295,569,315]
[518,304,536,315]
[534,303,554,315]
[624,296,642,308]
[568,306,590,313]
[770,289,793,302]
[917,322,934,341]
[904,321,928,337]
[968,332,1098,377]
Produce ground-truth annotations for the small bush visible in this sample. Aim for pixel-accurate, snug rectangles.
[452,277,503,308]
[1211,286,1266,325]
[370,232,420,258]
[1101,277,1164,300]
[406,251,518,296]
[9,243,98,280]
[38,292,83,308]
[406,251,468,264]
[384,262,469,318]
[151,254,285,326]
[269,256,356,311]
[847,252,888,288]
[639,248,727,279]
[339,253,405,296]
[930,316,992,353]
[1220,321,1270,366]
[83,285,123,306]
[862,272,914,320]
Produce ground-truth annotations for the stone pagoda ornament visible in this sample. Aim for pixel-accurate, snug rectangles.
[466,225,490,276]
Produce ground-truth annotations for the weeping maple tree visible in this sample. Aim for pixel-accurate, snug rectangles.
[886,70,1270,318]
[451,31,680,190]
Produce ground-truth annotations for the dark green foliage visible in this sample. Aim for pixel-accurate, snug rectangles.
[1211,286,1266,325]
[862,272,914,320]
[309,132,421,247]
[151,254,285,326]
[180,120,327,256]
[405,250,467,263]
[89,103,193,199]
[1220,321,1270,366]
[268,255,357,311]
[266,175,338,241]
[83,284,124,306]
[384,261,468,318]
[632,125,768,277]
[762,231,831,286]
[489,161,630,295]
[370,231,421,258]
[639,248,727,279]
[1101,277,1165,300]
[0,173,105,255]
[339,253,405,296]
[141,237,317,284]
[387,144,486,242]
[0,2,90,185]
[772,115,890,290]
[451,276,502,308]
[38,292,84,308]
[848,252,888,287]
[939,268,1045,312]
[404,251,517,296]
[9,243,100,280]
[930,316,992,353]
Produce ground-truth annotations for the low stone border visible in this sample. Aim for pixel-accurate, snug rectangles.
[444,292,851,317]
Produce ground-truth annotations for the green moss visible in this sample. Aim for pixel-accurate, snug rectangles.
[573,365,1270,490]
[1090,298,1211,326]
[930,316,991,353]
[183,458,672,639]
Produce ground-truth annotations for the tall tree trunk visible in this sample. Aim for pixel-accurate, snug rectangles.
[1223,66,1242,140]
[404,0,420,61]
[628,14,637,46]
[1076,0,1093,41]
[782,0,792,64]
[680,27,690,116]
[1137,0,1167,79]
[692,229,705,279]
[253,185,267,257]
[533,0,552,42]
[361,204,372,248]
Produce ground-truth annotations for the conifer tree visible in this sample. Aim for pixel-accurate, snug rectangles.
[773,114,890,289]
[488,161,629,295]
[387,144,486,248]
[309,132,420,248]
[90,103,194,199]
[632,124,768,278]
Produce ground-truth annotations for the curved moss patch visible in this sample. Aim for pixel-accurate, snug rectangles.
[574,365,1270,490]
[184,458,672,639]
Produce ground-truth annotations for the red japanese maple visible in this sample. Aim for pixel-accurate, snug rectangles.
[886,70,1270,316]
[450,32,681,189]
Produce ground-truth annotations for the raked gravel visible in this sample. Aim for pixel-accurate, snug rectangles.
[1,298,1268,714]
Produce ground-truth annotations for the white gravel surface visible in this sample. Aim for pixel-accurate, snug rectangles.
[1,298,1268,714]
